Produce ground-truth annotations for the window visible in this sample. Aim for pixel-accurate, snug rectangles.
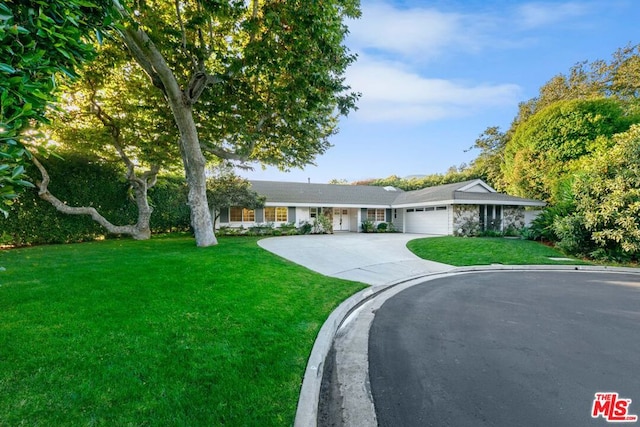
[265,207,288,222]
[310,207,320,218]
[367,208,385,222]
[436,206,447,211]
[229,207,255,222]
[479,205,502,231]
[243,208,255,222]
[230,207,243,222]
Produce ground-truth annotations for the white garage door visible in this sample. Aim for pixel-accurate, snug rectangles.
[405,207,449,234]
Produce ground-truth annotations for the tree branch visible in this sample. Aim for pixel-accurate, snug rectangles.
[174,0,199,70]
[142,164,160,188]
[201,114,270,161]
[112,0,183,105]
[32,155,139,236]
[186,71,223,104]
[87,85,137,179]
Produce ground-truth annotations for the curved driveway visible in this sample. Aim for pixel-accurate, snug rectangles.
[258,233,453,286]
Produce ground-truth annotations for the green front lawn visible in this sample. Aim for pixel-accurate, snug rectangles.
[407,236,591,266]
[0,235,366,426]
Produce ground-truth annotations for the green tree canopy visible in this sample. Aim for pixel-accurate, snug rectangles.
[31,45,181,240]
[502,98,639,202]
[462,44,640,201]
[512,44,640,128]
[464,126,507,189]
[110,0,360,246]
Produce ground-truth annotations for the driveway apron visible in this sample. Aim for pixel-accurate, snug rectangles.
[258,233,454,286]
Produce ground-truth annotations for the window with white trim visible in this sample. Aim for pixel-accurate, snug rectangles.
[230,207,255,222]
[265,206,288,222]
[367,208,385,222]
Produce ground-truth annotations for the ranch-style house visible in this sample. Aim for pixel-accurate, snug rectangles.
[217,179,545,235]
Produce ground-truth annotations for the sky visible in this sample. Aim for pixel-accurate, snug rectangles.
[240,0,640,184]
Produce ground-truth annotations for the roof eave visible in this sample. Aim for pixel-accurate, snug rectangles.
[263,202,392,208]
[391,199,546,208]
[452,199,547,207]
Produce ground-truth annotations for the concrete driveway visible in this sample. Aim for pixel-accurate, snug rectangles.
[258,233,453,286]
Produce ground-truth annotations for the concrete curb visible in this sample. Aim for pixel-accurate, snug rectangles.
[293,285,392,427]
[293,272,436,427]
[293,264,640,427]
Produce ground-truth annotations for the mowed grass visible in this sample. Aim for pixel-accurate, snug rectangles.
[407,236,591,266]
[0,235,366,426]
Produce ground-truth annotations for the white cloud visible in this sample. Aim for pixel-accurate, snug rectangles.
[342,1,595,123]
[346,56,522,123]
[516,2,591,29]
[346,3,491,60]
[347,1,595,61]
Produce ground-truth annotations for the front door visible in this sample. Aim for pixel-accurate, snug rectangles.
[333,209,350,231]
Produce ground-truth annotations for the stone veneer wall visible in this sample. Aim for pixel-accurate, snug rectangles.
[453,205,525,236]
[453,205,480,236]
[503,206,525,231]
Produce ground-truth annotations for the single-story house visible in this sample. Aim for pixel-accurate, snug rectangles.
[217,179,545,235]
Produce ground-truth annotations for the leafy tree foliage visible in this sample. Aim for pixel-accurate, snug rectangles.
[206,166,264,228]
[464,126,507,189]
[0,0,109,215]
[527,179,575,242]
[328,178,350,185]
[463,44,640,202]
[512,44,640,129]
[35,45,180,240]
[502,98,638,203]
[569,125,640,261]
[109,0,360,246]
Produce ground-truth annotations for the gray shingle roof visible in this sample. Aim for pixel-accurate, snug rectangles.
[249,180,401,206]
[249,179,545,207]
[392,179,544,206]
[392,180,478,205]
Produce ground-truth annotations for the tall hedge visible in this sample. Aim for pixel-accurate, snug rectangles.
[148,177,191,234]
[503,98,639,203]
[0,154,190,246]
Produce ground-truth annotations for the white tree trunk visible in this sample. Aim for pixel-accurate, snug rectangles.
[175,105,217,247]
[115,14,217,247]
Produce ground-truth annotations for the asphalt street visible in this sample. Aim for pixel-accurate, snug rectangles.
[368,271,640,427]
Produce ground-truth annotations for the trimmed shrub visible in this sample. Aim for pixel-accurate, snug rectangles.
[361,219,374,233]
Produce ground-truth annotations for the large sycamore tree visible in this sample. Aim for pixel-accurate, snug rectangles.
[110,0,360,246]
